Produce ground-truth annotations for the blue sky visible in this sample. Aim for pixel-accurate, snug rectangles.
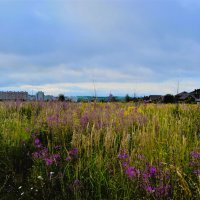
[0,0,200,96]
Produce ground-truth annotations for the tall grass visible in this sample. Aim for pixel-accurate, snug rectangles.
[0,101,199,199]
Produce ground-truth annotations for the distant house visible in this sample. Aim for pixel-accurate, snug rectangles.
[190,89,200,99]
[176,91,188,99]
[195,99,200,104]
[176,90,200,103]
[149,95,163,102]
[179,93,195,101]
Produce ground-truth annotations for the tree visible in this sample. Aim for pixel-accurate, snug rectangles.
[125,94,131,102]
[163,94,175,103]
[58,94,65,102]
[108,93,117,102]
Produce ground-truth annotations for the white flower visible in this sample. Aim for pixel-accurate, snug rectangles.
[50,171,54,176]
[30,187,33,190]
[18,186,22,189]
[21,192,24,196]
[37,176,43,180]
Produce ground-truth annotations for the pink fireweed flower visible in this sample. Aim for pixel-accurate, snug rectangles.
[118,149,129,161]
[122,162,129,169]
[44,158,54,166]
[190,151,200,159]
[126,166,139,179]
[149,166,157,176]
[145,186,155,194]
[52,154,61,160]
[69,148,78,156]
[34,138,40,145]
[65,156,72,161]
[193,170,200,175]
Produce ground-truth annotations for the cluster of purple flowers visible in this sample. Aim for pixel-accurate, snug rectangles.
[46,114,60,127]
[31,133,78,167]
[142,163,171,198]
[65,148,78,161]
[190,151,200,159]
[32,137,61,166]
[118,149,139,179]
[117,149,172,198]
[80,113,90,128]
[190,150,200,175]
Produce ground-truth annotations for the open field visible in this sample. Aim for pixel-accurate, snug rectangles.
[0,102,200,199]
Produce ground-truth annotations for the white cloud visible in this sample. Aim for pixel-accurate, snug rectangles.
[1,78,199,96]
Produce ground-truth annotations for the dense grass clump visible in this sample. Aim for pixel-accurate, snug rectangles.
[0,101,200,199]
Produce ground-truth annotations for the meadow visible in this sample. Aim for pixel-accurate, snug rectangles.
[0,101,199,199]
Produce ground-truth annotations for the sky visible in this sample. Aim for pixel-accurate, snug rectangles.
[0,0,200,96]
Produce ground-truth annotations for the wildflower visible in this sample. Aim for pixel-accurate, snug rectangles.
[37,176,43,180]
[118,149,129,160]
[44,158,54,166]
[21,192,24,196]
[52,154,61,160]
[145,186,155,193]
[149,166,157,176]
[34,138,41,145]
[18,186,22,189]
[30,187,33,190]
[54,145,61,150]
[126,166,138,179]
[193,170,200,175]
[122,162,129,169]
[190,151,200,159]
[32,152,40,158]
[69,148,78,156]
[50,171,54,176]
[65,156,72,161]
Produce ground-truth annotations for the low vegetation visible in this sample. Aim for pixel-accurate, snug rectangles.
[0,101,199,199]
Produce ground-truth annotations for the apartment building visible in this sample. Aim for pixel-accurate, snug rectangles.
[0,91,28,101]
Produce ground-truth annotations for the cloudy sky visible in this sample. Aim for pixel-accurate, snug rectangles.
[0,0,200,96]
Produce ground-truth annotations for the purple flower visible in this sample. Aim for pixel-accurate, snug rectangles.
[65,156,72,161]
[126,166,139,179]
[122,162,129,169]
[80,114,89,127]
[44,158,54,166]
[189,161,199,167]
[34,138,41,145]
[118,150,129,160]
[149,166,157,176]
[69,148,78,156]
[190,151,200,159]
[32,152,40,158]
[54,145,61,150]
[52,154,61,160]
[145,186,155,193]
[193,170,200,175]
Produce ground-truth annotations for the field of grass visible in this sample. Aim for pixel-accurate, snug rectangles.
[0,101,199,199]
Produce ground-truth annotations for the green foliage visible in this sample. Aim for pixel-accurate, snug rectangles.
[0,102,200,199]
[58,94,65,102]
[125,94,131,102]
[163,94,175,103]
